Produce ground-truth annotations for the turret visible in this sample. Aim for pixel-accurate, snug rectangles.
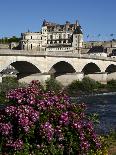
[72,25,83,53]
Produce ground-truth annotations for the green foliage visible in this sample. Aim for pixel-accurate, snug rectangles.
[88,113,100,125]
[102,131,116,155]
[66,77,102,96]
[81,77,99,92]
[45,77,63,93]
[0,92,6,105]
[0,76,19,93]
[66,80,82,96]
[0,36,21,44]
[18,82,28,88]
[107,80,116,90]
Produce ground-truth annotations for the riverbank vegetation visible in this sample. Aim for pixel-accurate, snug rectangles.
[0,77,116,154]
[103,131,116,155]
[66,77,116,97]
[0,76,116,105]
[0,80,110,155]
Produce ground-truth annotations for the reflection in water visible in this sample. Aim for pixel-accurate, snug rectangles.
[72,94,116,134]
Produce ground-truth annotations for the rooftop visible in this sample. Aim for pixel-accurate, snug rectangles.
[88,46,107,53]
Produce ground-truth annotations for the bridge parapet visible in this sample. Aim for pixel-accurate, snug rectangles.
[0,49,116,62]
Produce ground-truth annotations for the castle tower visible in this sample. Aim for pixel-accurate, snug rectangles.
[72,25,83,53]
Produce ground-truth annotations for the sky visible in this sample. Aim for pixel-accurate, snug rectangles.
[0,0,116,41]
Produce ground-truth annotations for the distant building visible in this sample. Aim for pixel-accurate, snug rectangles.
[20,20,83,53]
[2,20,116,59]
[110,49,116,58]
[87,46,107,57]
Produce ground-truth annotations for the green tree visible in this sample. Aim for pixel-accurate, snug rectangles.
[45,77,63,93]
[81,77,99,92]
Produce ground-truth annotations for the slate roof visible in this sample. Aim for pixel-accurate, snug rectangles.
[88,46,107,53]
[73,26,83,34]
[111,49,116,56]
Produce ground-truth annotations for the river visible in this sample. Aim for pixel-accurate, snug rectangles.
[72,93,116,134]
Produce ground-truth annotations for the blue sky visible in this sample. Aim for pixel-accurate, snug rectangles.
[0,0,116,41]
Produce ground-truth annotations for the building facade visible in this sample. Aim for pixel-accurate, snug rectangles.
[20,20,83,53]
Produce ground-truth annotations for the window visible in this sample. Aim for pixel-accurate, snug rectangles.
[59,34,61,39]
[31,36,32,39]
[31,44,32,49]
[68,39,71,43]
[68,34,70,38]
[50,35,52,39]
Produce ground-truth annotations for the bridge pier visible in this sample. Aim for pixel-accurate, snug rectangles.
[85,72,108,84]
[18,73,51,84]
[56,72,84,86]
[107,72,116,81]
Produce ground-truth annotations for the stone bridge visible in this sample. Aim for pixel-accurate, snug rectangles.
[0,49,116,85]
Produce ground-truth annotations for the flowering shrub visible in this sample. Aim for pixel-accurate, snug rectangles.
[0,80,108,155]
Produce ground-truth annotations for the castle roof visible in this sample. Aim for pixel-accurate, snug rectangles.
[88,46,107,53]
[42,20,81,32]
[111,49,116,56]
[73,26,83,34]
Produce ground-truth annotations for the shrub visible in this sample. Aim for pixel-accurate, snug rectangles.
[66,80,82,96]
[66,77,101,96]
[45,77,63,93]
[0,80,108,154]
[81,77,99,92]
[0,91,6,105]
[0,76,19,93]
[107,80,116,89]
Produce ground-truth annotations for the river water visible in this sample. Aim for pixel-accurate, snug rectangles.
[72,93,116,134]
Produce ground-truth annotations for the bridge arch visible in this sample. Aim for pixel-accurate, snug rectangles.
[82,62,101,75]
[105,64,116,74]
[0,56,45,73]
[105,64,116,81]
[48,61,76,77]
[1,61,41,79]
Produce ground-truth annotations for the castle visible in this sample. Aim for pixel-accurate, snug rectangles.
[0,20,116,84]
[1,20,115,59]
[20,20,83,53]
